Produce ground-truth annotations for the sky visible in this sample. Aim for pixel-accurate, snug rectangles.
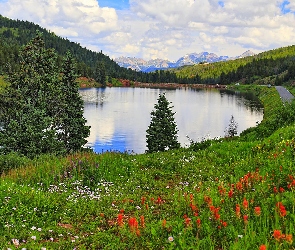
[0,0,295,61]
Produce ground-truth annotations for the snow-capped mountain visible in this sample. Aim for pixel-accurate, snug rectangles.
[114,51,255,72]
[175,52,230,67]
[114,57,175,72]
[237,50,256,58]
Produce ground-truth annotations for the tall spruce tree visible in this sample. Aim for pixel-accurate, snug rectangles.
[146,93,180,153]
[0,32,90,157]
[95,61,106,87]
[57,51,90,153]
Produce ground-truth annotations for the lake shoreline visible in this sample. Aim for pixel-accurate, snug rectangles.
[77,77,227,89]
[111,79,228,89]
[129,82,227,89]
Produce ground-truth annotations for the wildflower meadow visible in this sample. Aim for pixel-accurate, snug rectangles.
[1,85,295,249]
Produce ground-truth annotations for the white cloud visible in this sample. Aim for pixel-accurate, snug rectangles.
[0,0,118,38]
[213,26,229,35]
[286,2,295,12]
[188,21,208,30]
[199,32,211,43]
[0,0,295,60]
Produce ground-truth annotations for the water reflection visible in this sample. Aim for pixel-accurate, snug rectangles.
[219,89,264,113]
[80,87,264,154]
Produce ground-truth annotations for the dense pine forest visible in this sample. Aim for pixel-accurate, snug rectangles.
[0,14,295,85]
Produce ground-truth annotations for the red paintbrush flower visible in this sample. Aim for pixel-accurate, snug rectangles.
[128,217,138,233]
[273,229,282,241]
[285,234,293,243]
[228,189,234,198]
[196,218,201,228]
[254,206,261,216]
[221,220,227,227]
[162,219,167,228]
[243,214,248,223]
[184,217,191,227]
[140,215,145,228]
[141,196,146,205]
[118,213,124,227]
[235,204,241,218]
[236,182,243,191]
[243,198,248,210]
[276,202,287,217]
[259,244,267,250]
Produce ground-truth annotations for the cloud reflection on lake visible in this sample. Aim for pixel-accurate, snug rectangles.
[79,87,263,154]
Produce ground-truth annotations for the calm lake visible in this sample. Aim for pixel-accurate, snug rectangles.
[79,87,264,154]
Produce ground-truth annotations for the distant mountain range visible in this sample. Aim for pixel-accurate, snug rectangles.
[114,50,255,72]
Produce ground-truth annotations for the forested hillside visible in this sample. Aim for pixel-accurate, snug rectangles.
[0,15,132,81]
[172,45,295,85]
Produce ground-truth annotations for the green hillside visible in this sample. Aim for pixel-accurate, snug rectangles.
[171,46,295,85]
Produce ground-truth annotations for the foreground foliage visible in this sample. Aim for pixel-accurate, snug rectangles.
[0,86,295,249]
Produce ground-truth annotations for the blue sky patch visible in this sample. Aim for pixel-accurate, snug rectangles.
[280,0,291,14]
[98,0,130,10]
[218,1,224,7]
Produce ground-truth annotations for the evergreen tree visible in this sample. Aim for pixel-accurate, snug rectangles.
[95,61,106,87]
[57,51,90,153]
[225,115,238,138]
[146,93,180,153]
[0,33,90,157]
[0,32,64,157]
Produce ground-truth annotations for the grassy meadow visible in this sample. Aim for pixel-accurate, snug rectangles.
[1,85,295,249]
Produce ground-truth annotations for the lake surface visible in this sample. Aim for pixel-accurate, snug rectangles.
[79,87,264,154]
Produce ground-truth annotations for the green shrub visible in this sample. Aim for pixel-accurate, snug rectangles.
[0,152,30,174]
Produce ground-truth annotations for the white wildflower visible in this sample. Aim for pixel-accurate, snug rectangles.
[11,239,19,246]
